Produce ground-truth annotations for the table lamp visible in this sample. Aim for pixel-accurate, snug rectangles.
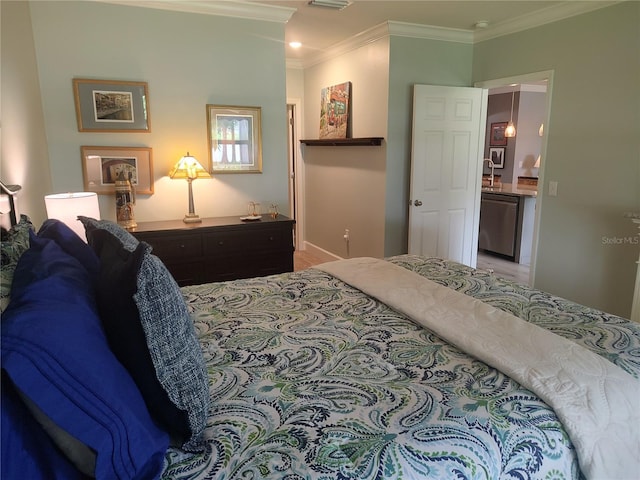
[169,152,211,223]
[44,192,100,242]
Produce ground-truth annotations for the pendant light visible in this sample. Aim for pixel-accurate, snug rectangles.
[505,86,517,138]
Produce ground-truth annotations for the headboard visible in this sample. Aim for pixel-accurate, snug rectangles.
[0,181,22,228]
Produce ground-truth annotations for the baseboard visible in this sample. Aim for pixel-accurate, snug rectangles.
[302,241,342,263]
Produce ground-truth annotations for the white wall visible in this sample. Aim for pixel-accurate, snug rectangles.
[1,1,51,227]
[301,38,390,258]
[26,1,289,224]
[386,35,474,256]
[513,90,545,183]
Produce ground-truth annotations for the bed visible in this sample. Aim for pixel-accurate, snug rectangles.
[1,214,639,480]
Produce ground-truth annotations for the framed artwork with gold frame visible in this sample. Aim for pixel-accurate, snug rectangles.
[73,79,150,132]
[81,146,154,194]
[207,105,262,173]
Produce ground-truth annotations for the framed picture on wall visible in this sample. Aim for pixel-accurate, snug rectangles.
[81,146,154,194]
[489,147,505,168]
[207,105,263,173]
[490,122,508,146]
[73,79,151,132]
[319,81,352,140]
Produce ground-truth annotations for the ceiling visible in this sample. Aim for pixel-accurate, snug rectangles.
[102,1,618,67]
[246,0,615,66]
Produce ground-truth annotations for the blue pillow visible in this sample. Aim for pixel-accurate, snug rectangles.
[1,372,87,480]
[1,234,169,479]
[37,219,99,278]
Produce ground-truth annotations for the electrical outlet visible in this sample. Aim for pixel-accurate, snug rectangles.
[343,229,350,241]
[549,181,558,197]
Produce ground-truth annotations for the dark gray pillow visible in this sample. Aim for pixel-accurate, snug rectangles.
[134,247,209,451]
[78,216,139,252]
[81,218,209,451]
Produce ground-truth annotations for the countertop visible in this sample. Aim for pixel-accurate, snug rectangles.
[481,183,537,197]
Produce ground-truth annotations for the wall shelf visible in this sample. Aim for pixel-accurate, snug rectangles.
[300,137,383,146]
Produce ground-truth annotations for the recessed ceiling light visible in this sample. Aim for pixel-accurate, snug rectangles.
[289,41,302,49]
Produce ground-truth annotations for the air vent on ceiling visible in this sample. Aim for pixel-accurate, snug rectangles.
[308,0,351,10]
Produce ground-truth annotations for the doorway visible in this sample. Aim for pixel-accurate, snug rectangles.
[287,99,304,251]
[475,70,554,286]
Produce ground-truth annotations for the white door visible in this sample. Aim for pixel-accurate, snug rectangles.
[408,85,487,267]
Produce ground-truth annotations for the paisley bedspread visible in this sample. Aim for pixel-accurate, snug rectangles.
[163,255,640,480]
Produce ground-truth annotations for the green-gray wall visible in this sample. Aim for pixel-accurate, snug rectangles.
[473,1,640,317]
[386,36,473,256]
[19,1,289,223]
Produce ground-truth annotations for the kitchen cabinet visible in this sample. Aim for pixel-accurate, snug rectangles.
[478,186,536,264]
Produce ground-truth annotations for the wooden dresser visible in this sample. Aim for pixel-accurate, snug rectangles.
[130,215,295,286]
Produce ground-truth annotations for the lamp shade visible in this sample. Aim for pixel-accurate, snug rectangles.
[169,153,210,180]
[44,192,100,242]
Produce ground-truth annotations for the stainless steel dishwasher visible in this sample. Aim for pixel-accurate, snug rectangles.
[478,192,520,259]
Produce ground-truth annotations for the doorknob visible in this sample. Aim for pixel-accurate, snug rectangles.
[414,200,423,206]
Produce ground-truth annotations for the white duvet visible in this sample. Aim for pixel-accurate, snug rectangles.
[317,257,640,480]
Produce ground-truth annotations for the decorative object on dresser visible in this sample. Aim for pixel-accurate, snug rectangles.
[114,170,137,230]
[81,146,154,195]
[319,81,352,140]
[44,192,100,242]
[72,78,150,133]
[129,215,295,286]
[169,153,210,224]
[207,105,262,173]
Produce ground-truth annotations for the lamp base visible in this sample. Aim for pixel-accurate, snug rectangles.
[183,213,202,224]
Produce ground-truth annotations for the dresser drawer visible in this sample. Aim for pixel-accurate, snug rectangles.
[143,234,202,260]
[248,226,289,249]
[202,231,246,255]
[131,216,295,285]
[164,261,204,286]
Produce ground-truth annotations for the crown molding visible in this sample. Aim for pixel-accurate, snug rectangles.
[302,20,472,68]
[388,21,474,44]
[286,58,304,70]
[302,22,389,68]
[95,0,295,23]
[473,1,621,43]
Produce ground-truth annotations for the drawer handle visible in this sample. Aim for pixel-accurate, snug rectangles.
[218,240,225,246]
[268,236,274,241]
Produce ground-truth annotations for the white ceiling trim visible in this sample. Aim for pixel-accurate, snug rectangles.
[302,1,621,68]
[301,22,389,68]
[388,21,474,44]
[301,21,472,68]
[95,0,295,23]
[473,0,621,43]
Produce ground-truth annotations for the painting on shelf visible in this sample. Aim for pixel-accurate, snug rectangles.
[319,82,351,139]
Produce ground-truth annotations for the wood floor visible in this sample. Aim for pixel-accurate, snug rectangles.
[295,250,530,285]
[294,250,325,271]
[476,251,530,285]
